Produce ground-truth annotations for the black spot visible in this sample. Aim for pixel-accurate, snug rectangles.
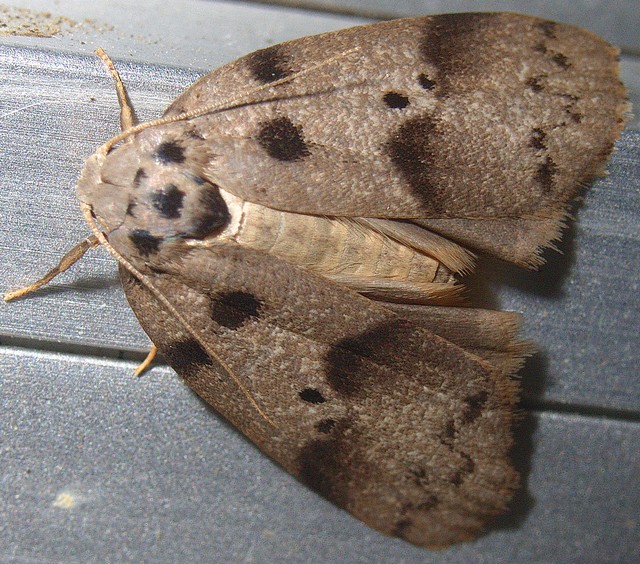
[189,184,231,237]
[526,75,545,92]
[392,519,413,539]
[247,45,291,83]
[417,73,435,90]
[535,156,558,193]
[552,53,570,69]
[129,229,161,257]
[385,115,445,212]
[530,128,547,150]
[315,419,336,434]
[383,91,410,109]
[151,184,186,219]
[133,168,147,188]
[154,140,186,165]
[163,338,213,377]
[299,388,326,404]
[210,291,262,330]
[461,391,489,425]
[125,200,137,217]
[536,20,557,39]
[298,437,351,507]
[450,453,475,486]
[257,116,311,162]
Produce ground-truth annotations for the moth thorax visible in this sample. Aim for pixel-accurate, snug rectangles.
[78,137,231,261]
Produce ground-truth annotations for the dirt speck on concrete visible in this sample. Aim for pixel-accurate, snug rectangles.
[0,5,76,37]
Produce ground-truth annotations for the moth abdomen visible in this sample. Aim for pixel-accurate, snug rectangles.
[215,193,465,304]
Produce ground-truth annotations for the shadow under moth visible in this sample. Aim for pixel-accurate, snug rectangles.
[6,13,628,548]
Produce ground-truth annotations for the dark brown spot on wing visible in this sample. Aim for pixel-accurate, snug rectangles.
[526,75,545,93]
[325,319,442,397]
[315,419,336,434]
[533,42,547,54]
[133,167,147,188]
[151,183,185,219]
[257,116,311,162]
[536,20,557,38]
[441,419,456,447]
[154,140,186,165]
[409,466,430,487]
[417,73,435,90]
[383,91,410,109]
[535,156,558,193]
[129,229,161,257]
[126,200,137,217]
[552,52,570,69]
[450,453,475,486]
[299,388,325,404]
[461,391,489,425]
[298,436,351,507]
[392,518,413,539]
[189,184,231,237]
[385,114,445,212]
[416,493,439,511]
[530,128,547,150]
[210,291,262,330]
[419,13,493,91]
[247,45,291,83]
[163,338,213,377]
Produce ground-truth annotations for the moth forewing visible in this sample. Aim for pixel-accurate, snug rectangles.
[6,12,627,549]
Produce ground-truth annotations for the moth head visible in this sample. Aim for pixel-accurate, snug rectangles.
[77,128,231,259]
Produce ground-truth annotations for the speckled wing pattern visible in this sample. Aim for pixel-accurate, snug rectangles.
[165,13,626,264]
[100,13,627,548]
[120,245,520,548]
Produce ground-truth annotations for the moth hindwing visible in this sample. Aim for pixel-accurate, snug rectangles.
[10,13,627,548]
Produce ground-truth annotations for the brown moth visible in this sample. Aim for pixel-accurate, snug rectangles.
[6,13,628,548]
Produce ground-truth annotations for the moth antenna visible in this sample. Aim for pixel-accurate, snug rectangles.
[79,203,277,429]
[3,235,100,302]
[95,48,138,131]
[98,46,361,153]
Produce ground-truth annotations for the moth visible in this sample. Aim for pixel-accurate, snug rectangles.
[6,13,627,548]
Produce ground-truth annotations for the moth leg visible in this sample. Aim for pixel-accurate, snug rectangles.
[3,236,99,302]
[95,47,138,131]
[134,345,158,377]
